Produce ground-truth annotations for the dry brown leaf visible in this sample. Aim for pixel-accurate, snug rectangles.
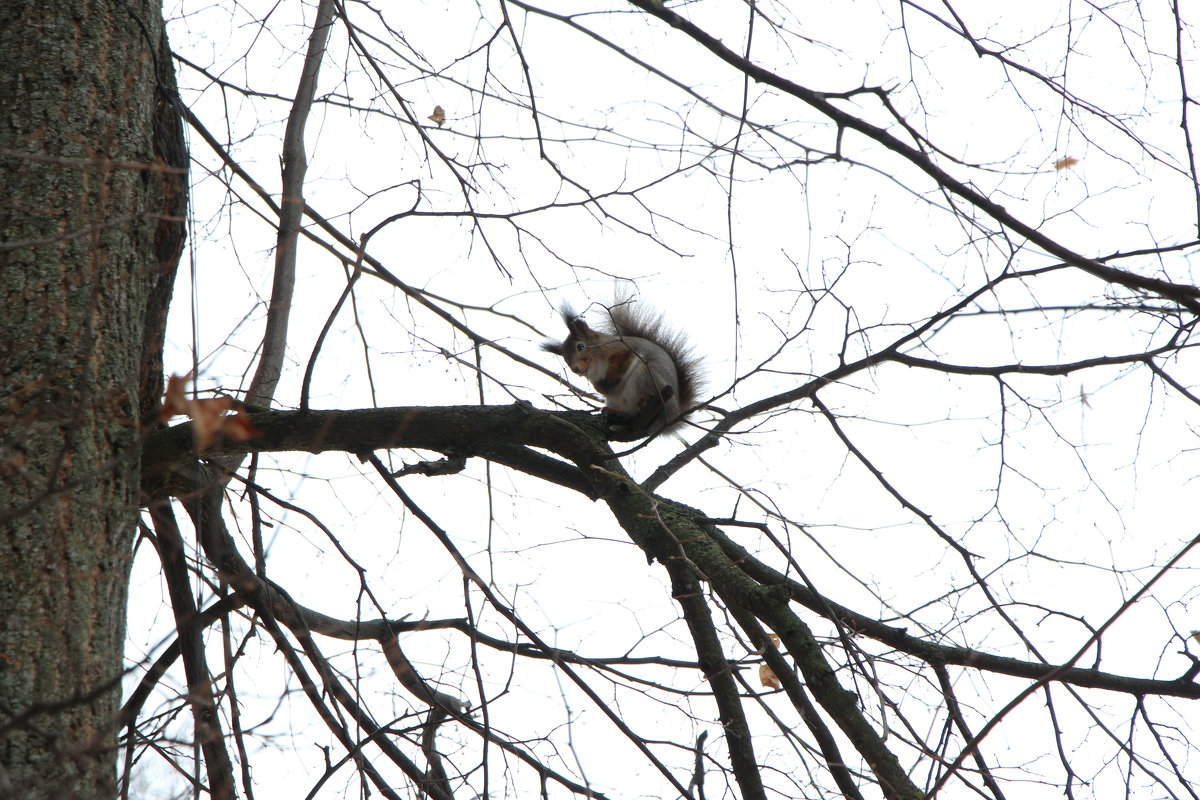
[189,397,234,452]
[159,374,261,453]
[160,373,191,422]
[222,407,263,444]
[428,105,445,127]
[759,634,783,689]
[1054,156,1079,170]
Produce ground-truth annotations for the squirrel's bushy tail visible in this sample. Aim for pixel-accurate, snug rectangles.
[601,292,704,424]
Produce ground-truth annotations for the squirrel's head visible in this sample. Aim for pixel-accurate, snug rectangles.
[541,305,600,374]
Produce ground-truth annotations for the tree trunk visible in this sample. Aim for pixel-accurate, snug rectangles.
[0,0,182,795]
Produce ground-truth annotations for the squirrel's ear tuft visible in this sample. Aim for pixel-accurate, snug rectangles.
[564,314,596,341]
[541,339,565,356]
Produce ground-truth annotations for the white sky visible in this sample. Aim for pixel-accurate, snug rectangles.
[127,0,1200,797]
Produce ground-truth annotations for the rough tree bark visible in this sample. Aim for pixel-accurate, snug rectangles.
[0,0,184,795]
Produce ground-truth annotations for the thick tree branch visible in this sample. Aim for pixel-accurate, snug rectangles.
[708,524,1200,699]
[737,614,867,800]
[582,460,921,798]
[142,402,1200,703]
[246,0,337,407]
[147,502,236,800]
[667,567,767,800]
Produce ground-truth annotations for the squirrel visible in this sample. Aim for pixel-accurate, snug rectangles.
[542,294,703,440]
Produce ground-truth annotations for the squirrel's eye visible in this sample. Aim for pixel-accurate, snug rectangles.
[575,342,586,352]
